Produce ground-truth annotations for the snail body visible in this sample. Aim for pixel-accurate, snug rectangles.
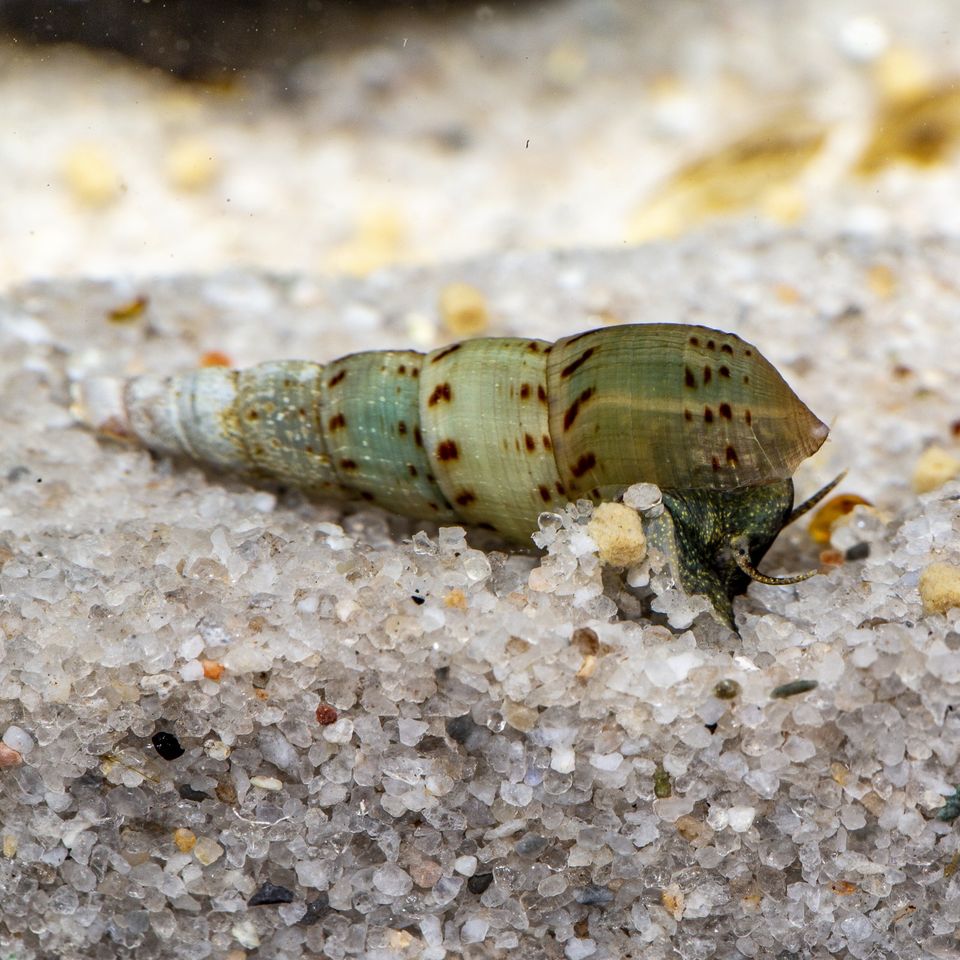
[75,323,832,627]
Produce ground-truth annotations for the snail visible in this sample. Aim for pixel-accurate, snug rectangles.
[73,323,836,627]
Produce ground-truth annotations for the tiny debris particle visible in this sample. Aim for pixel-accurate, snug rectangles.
[173,828,197,853]
[572,626,600,655]
[845,542,871,561]
[661,883,684,920]
[819,548,845,567]
[444,588,468,609]
[216,779,239,805]
[411,594,426,605]
[199,351,233,368]
[586,501,647,567]
[831,881,859,895]
[152,731,185,760]
[919,561,960,615]
[653,764,672,799]
[315,703,338,725]
[771,679,819,699]
[107,295,148,324]
[201,659,224,680]
[250,775,283,791]
[467,872,494,895]
[439,282,490,336]
[248,882,295,906]
[713,679,741,700]
[941,789,960,823]
[913,445,960,494]
[178,784,209,802]
[0,743,23,769]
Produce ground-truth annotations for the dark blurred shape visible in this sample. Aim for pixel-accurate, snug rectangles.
[0,0,519,79]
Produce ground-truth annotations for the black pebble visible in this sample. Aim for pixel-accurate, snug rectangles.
[411,594,426,605]
[248,882,295,906]
[845,542,870,561]
[151,731,185,760]
[445,714,477,745]
[467,873,493,895]
[177,784,208,802]
[297,893,330,926]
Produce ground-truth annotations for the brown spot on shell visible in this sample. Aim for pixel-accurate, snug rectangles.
[707,340,715,350]
[398,420,408,435]
[414,427,423,447]
[745,409,752,425]
[685,367,696,389]
[703,365,712,385]
[719,403,732,419]
[560,347,595,378]
[431,343,462,363]
[398,364,407,375]
[524,433,536,452]
[455,490,477,506]
[555,481,566,496]
[689,336,700,346]
[726,445,739,465]
[328,369,347,388]
[412,368,420,378]
[360,491,375,501]
[721,343,734,354]
[719,365,730,378]
[743,375,750,385]
[745,349,753,357]
[428,383,452,406]
[704,406,714,423]
[520,383,531,400]
[407,464,418,478]
[712,455,720,471]
[571,452,597,478]
[246,409,259,421]
[328,412,346,432]
[437,439,460,461]
[538,485,552,502]
[527,341,541,352]
[339,458,358,471]
[542,434,552,450]
[537,384,548,403]
[684,409,693,422]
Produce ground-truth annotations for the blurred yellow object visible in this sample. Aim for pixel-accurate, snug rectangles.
[328,206,406,276]
[628,118,826,242]
[913,446,960,494]
[872,46,933,102]
[858,84,960,175]
[62,143,123,207]
[439,282,490,337]
[808,493,873,545]
[166,138,220,192]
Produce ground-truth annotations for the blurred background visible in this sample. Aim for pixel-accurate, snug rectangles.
[2,0,960,289]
